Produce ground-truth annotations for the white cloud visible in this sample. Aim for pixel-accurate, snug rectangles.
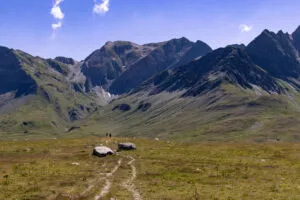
[239,24,253,33]
[52,22,62,30]
[51,5,64,20]
[93,0,110,14]
[54,0,64,7]
[51,0,64,32]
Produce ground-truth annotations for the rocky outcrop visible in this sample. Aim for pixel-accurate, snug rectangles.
[137,102,151,112]
[46,59,70,75]
[54,56,75,65]
[112,104,131,112]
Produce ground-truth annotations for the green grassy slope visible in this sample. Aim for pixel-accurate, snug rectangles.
[0,50,99,137]
[75,81,300,142]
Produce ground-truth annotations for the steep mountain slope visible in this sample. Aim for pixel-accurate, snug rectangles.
[139,47,282,96]
[81,38,212,95]
[0,47,37,98]
[292,26,300,53]
[175,40,212,66]
[81,41,157,91]
[110,38,210,94]
[246,30,300,80]
[0,47,98,135]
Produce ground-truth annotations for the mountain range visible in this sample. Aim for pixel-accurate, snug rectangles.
[1,26,300,141]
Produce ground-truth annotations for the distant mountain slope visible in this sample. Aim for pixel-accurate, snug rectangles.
[139,47,282,96]
[80,38,212,95]
[0,47,37,98]
[246,30,300,79]
[109,38,212,94]
[75,43,300,142]
[0,47,98,135]
[2,26,300,141]
[78,45,300,142]
[81,41,157,91]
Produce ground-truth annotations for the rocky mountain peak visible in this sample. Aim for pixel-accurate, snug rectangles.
[292,25,300,53]
[246,29,300,78]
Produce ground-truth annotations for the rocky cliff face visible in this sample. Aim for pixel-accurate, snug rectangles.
[246,30,300,79]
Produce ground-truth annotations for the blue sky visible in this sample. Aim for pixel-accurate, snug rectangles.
[0,0,299,60]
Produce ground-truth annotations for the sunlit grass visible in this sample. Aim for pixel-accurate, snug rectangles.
[0,137,299,199]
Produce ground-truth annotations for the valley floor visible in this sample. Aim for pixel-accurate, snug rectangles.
[0,137,299,200]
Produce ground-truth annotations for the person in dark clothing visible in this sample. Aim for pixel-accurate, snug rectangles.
[109,133,112,138]
[106,133,108,137]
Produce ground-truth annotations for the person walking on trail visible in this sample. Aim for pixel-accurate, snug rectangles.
[106,133,108,137]
[109,133,112,138]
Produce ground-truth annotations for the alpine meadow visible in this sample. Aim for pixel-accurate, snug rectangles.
[0,0,299,199]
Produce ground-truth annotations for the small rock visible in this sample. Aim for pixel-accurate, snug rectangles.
[154,138,160,141]
[118,143,136,151]
[72,162,80,166]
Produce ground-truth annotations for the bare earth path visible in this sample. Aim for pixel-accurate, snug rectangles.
[94,159,122,200]
[122,156,142,200]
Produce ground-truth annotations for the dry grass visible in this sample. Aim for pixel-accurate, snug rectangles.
[0,137,299,200]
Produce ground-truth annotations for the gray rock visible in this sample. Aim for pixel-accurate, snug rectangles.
[118,143,136,151]
[93,146,114,157]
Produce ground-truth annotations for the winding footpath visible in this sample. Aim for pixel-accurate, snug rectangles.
[122,156,142,200]
[94,159,123,200]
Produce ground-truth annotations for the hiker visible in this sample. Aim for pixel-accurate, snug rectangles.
[109,133,112,138]
[106,133,108,137]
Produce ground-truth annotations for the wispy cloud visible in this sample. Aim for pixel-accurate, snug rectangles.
[239,24,253,33]
[93,0,110,15]
[51,0,64,35]
[52,22,62,30]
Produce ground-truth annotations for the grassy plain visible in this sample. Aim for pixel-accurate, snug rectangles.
[0,137,299,200]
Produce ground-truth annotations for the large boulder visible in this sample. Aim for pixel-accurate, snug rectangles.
[93,146,114,157]
[118,143,136,151]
